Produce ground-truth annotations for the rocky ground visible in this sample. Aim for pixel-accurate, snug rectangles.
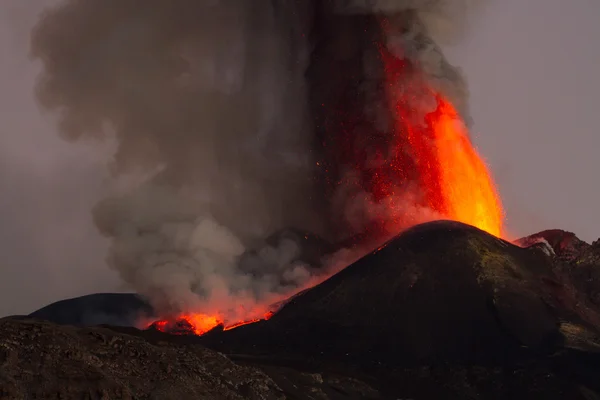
[2,316,600,400]
[3,220,600,399]
[0,317,382,399]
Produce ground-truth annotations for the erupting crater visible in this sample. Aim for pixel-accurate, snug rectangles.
[360,37,504,239]
[148,311,274,336]
[146,20,506,337]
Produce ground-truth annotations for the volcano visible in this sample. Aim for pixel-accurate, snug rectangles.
[7,1,599,398]
[197,221,600,364]
[15,220,600,398]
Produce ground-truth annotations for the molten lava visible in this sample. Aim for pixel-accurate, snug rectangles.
[428,98,504,237]
[370,39,504,238]
[149,311,274,336]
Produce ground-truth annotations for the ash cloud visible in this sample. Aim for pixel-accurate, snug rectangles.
[31,0,323,320]
[30,0,485,322]
[335,0,484,123]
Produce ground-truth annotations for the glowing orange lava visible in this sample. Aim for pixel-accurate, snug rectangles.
[180,313,220,335]
[428,98,504,237]
[223,312,274,331]
[380,43,504,237]
[149,311,274,336]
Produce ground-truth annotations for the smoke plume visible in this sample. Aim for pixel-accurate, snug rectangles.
[334,0,483,124]
[31,0,482,320]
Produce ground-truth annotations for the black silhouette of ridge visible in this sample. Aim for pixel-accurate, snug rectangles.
[29,293,154,327]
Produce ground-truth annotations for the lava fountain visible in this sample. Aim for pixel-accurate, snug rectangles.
[375,35,504,238]
[429,97,504,237]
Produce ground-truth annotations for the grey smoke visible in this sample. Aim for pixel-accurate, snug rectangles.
[334,0,483,123]
[31,0,324,320]
[30,0,483,321]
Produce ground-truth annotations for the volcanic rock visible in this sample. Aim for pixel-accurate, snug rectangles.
[0,317,366,399]
[569,240,600,308]
[518,229,590,262]
[1,316,599,400]
[519,229,600,326]
[195,221,600,397]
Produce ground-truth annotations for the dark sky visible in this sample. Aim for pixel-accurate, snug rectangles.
[1,0,598,316]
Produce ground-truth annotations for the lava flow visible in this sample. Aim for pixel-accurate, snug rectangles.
[149,311,274,336]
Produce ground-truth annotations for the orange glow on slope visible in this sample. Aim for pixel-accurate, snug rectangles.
[180,313,221,335]
[149,311,274,336]
[223,311,274,331]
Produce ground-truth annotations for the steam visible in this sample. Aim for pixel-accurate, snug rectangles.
[31,0,484,321]
[31,0,322,319]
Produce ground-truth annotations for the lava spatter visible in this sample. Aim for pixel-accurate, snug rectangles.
[373,40,504,238]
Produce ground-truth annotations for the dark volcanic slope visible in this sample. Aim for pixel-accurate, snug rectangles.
[29,293,154,327]
[203,221,600,366]
[519,228,600,316]
[7,220,600,399]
